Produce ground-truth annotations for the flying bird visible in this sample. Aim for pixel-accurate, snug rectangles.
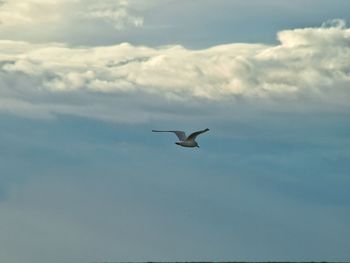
[152,128,209,148]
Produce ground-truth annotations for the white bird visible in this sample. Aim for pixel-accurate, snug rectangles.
[152,128,209,148]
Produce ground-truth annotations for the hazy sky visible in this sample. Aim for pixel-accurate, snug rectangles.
[0,1,350,262]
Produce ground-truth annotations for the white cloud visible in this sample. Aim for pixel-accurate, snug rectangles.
[1,21,350,122]
[0,0,145,30]
[0,0,74,26]
[83,1,144,30]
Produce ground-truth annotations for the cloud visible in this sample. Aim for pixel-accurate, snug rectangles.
[1,21,350,121]
[83,1,144,30]
[0,0,144,30]
[0,0,73,26]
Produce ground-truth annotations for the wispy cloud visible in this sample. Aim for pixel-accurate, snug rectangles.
[83,1,144,30]
[0,0,145,30]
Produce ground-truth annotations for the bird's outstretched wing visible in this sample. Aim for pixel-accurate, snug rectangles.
[187,128,209,140]
[152,130,187,141]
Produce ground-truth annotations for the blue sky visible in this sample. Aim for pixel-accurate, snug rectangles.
[0,1,350,262]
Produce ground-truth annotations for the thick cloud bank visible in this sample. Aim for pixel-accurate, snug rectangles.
[1,20,350,121]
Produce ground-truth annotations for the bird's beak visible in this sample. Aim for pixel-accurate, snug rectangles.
[197,145,200,148]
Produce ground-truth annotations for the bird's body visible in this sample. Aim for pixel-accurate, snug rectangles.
[152,128,209,148]
[175,140,198,147]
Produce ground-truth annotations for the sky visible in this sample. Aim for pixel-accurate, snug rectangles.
[0,0,350,262]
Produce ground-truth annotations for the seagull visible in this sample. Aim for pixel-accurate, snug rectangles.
[152,128,209,148]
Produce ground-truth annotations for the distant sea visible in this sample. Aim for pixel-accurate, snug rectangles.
[98,261,341,263]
